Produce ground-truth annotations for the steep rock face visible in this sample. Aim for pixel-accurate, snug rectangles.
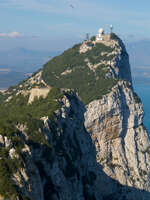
[108,36,132,83]
[0,33,150,199]
[16,94,104,200]
[85,81,150,191]
[26,90,150,200]
[12,91,150,200]
[42,34,129,105]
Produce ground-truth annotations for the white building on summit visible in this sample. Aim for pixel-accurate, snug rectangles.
[96,28,105,41]
[79,26,114,53]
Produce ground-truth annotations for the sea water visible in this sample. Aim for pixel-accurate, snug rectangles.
[133,83,150,134]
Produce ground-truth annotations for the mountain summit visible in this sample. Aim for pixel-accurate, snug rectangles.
[42,32,132,104]
[0,32,150,200]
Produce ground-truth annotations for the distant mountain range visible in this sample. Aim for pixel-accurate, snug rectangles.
[0,48,61,73]
[0,71,26,89]
[0,39,150,89]
[0,48,61,89]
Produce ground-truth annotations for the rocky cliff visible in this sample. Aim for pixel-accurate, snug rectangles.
[0,33,150,200]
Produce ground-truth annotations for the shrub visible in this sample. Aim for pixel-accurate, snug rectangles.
[90,35,96,41]
[110,32,120,41]
[0,159,17,198]
[0,87,63,198]
[42,42,116,104]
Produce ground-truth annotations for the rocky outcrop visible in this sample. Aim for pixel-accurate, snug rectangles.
[80,34,132,84]
[0,33,149,200]
[112,38,132,84]
[28,87,51,104]
[5,87,149,200]
[85,80,150,192]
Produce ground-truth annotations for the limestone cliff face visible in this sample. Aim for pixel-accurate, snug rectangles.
[85,81,150,191]
[1,87,149,200]
[0,34,150,200]
[108,36,132,83]
[14,88,150,200]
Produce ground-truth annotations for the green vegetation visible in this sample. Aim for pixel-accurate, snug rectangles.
[0,39,120,198]
[0,143,25,199]
[0,87,62,138]
[0,152,28,199]
[0,147,9,158]
[0,92,6,104]
[42,42,117,104]
[0,87,63,199]
[133,92,141,103]
[110,32,120,41]
[90,35,96,41]
[0,159,17,198]
[30,82,45,88]
[86,43,114,64]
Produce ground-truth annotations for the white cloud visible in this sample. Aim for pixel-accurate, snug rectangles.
[0,32,22,38]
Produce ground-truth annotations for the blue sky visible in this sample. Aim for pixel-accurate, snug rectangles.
[1,0,150,51]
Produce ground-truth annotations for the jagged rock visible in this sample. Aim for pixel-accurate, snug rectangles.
[0,33,149,200]
[9,148,18,159]
[0,135,4,146]
[84,80,150,191]
[4,136,12,148]
[0,195,4,200]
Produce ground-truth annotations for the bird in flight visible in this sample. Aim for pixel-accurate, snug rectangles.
[66,0,75,9]
[69,4,74,8]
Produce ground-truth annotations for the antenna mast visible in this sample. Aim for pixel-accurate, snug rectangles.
[86,33,89,41]
[110,25,113,33]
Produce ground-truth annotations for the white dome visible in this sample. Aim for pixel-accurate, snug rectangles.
[98,28,104,34]
[110,25,113,30]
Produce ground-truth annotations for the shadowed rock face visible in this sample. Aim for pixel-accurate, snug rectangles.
[0,34,150,199]
[112,36,133,84]
[85,81,150,192]
[5,92,149,200]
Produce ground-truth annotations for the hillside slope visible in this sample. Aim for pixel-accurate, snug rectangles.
[42,33,132,104]
[0,33,149,200]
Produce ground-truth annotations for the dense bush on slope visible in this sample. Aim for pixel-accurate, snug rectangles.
[0,34,134,199]
[0,87,63,199]
[110,32,121,41]
[0,92,6,104]
[0,88,62,136]
[42,43,117,104]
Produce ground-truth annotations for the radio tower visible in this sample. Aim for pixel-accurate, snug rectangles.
[86,33,89,41]
[110,25,113,33]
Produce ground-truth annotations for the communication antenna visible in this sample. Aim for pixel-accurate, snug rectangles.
[110,25,113,33]
[86,33,89,41]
